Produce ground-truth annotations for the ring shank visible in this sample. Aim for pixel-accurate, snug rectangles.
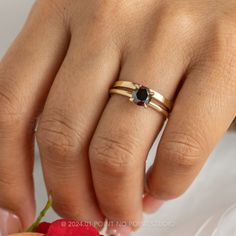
[109,88,169,117]
[112,81,172,111]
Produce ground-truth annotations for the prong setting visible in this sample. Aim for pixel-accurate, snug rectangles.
[131,86,151,106]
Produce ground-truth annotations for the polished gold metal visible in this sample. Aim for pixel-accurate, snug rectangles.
[112,80,173,111]
[109,88,169,117]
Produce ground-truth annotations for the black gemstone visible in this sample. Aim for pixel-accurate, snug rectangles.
[136,87,148,101]
[132,86,151,106]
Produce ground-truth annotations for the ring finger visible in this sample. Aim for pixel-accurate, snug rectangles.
[89,25,192,234]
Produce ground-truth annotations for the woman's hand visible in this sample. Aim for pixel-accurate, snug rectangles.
[0,0,236,235]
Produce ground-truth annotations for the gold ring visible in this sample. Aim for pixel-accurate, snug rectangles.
[112,80,173,111]
[109,88,169,117]
[109,81,173,118]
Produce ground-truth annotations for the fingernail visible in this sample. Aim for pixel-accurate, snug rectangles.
[106,224,132,236]
[143,195,164,214]
[0,208,22,235]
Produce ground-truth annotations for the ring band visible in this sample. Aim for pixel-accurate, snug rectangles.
[112,80,172,111]
[109,81,173,118]
[109,88,169,117]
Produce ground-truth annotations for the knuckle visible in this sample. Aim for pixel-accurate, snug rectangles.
[35,0,69,20]
[46,0,68,16]
[36,112,82,158]
[36,125,75,156]
[89,135,136,176]
[159,132,204,172]
[69,1,129,49]
[166,7,200,37]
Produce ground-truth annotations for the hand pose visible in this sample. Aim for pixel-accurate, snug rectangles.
[0,0,236,235]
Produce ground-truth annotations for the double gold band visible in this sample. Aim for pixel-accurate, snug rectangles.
[109,81,173,118]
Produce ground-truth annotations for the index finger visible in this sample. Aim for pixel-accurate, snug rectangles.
[0,0,69,229]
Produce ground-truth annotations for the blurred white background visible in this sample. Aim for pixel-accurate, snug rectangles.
[1,1,236,235]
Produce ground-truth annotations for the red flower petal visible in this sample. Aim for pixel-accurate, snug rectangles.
[46,219,100,236]
[35,222,51,234]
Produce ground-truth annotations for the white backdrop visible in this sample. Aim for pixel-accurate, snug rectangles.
[1,1,236,235]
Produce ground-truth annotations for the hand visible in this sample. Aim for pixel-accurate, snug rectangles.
[0,0,236,235]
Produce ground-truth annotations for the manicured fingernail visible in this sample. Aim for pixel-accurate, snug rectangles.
[106,224,132,236]
[0,208,22,235]
[143,195,164,214]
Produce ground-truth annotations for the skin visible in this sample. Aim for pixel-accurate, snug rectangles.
[0,0,236,234]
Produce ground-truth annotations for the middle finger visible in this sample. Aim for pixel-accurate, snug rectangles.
[36,26,120,223]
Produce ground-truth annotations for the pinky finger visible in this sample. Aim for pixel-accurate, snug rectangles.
[145,60,236,205]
